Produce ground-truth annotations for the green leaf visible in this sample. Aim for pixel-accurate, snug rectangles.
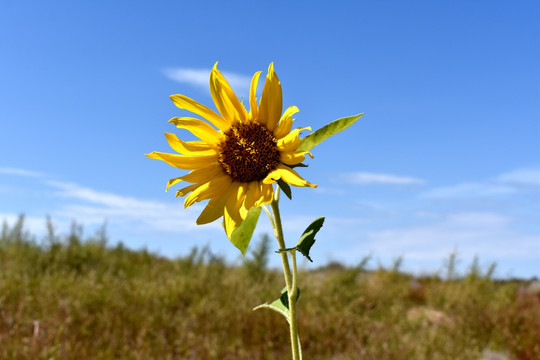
[280,287,301,310]
[296,217,325,262]
[253,287,300,322]
[276,178,292,200]
[229,206,261,256]
[253,297,290,322]
[297,113,364,151]
[289,162,308,168]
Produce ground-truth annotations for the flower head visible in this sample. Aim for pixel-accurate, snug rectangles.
[147,63,316,238]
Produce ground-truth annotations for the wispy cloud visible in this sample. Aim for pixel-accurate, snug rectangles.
[163,68,210,89]
[0,171,224,250]
[362,211,540,260]
[2,166,538,276]
[0,167,45,177]
[421,168,540,199]
[1,174,234,257]
[47,180,167,211]
[0,212,48,235]
[45,180,208,233]
[163,67,251,97]
[497,168,540,188]
[317,168,540,277]
[323,210,540,278]
[340,172,426,185]
[421,182,516,199]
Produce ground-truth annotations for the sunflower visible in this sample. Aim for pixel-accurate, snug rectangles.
[147,63,316,238]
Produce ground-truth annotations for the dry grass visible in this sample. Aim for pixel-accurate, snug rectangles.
[1,216,539,359]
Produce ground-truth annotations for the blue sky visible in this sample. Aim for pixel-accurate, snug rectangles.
[1,1,539,278]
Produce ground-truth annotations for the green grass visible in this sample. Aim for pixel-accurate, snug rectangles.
[1,215,539,359]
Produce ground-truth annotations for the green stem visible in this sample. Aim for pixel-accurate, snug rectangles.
[289,250,301,359]
[270,190,302,360]
[270,194,292,290]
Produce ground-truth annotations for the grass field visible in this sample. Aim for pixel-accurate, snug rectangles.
[1,215,539,359]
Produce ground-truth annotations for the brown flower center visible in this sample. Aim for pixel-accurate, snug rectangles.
[218,122,280,183]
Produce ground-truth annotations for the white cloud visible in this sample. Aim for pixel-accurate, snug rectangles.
[0,173,226,255]
[45,180,207,232]
[340,172,426,185]
[163,67,251,97]
[0,213,48,236]
[421,168,540,199]
[329,168,540,277]
[3,166,538,276]
[497,168,540,187]
[421,182,516,199]
[325,210,540,277]
[363,211,539,259]
[0,167,45,177]
[163,68,209,89]
[47,180,167,211]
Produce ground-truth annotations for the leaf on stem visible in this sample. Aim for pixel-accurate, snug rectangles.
[280,286,301,310]
[230,206,261,256]
[276,178,292,200]
[296,217,325,262]
[254,298,289,322]
[253,287,301,322]
[297,113,364,151]
[289,162,308,168]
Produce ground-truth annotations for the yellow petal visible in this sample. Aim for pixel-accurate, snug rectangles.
[280,150,313,165]
[196,193,229,225]
[223,211,238,239]
[168,117,223,144]
[223,183,245,238]
[164,133,216,155]
[240,181,259,219]
[255,182,274,206]
[166,164,224,192]
[277,127,311,152]
[210,63,247,123]
[184,175,232,208]
[177,163,225,184]
[249,71,262,121]
[166,177,183,192]
[273,105,298,139]
[170,94,230,130]
[209,74,234,122]
[264,164,316,188]
[176,183,201,197]
[146,152,217,170]
[258,63,282,131]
